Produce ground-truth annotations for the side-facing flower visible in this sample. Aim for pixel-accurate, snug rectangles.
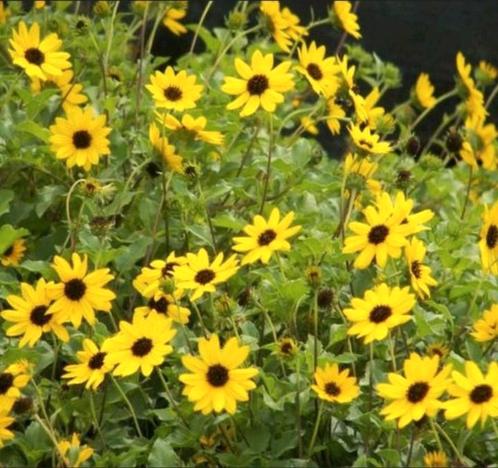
[0,361,31,413]
[0,412,14,447]
[405,237,437,299]
[424,451,448,468]
[1,239,26,266]
[156,112,224,145]
[149,123,184,173]
[135,290,191,325]
[312,363,359,403]
[348,124,392,155]
[471,304,498,343]
[479,201,498,274]
[163,2,187,35]
[415,73,436,109]
[332,1,361,39]
[57,433,94,468]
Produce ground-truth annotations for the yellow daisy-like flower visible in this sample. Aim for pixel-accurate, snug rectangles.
[478,60,497,81]
[415,73,436,109]
[333,1,361,39]
[479,201,498,274]
[344,153,381,195]
[348,124,392,155]
[34,1,46,9]
[135,290,191,325]
[49,107,111,171]
[343,191,410,269]
[377,353,452,428]
[62,339,112,390]
[102,310,176,377]
[300,116,319,135]
[404,238,437,299]
[0,361,31,413]
[276,337,298,357]
[232,208,301,265]
[156,112,224,145]
[349,89,369,123]
[57,433,94,468]
[180,334,258,414]
[0,412,14,447]
[311,363,359,403]
[459,114,497,170]
[1,278,69,348]
[426,343,449,360]
[443,361,498,428]
[471,305,498,343]
[149,122,184,173]
[221,50,294,117]
[1,239,26,266]
[390,191,434,236]
[174,248,239,301]
[326,98,346,135]
[146,66,203,111]
[337,54,355,89]
[362,87,385,129]
[8,21,71,80]
[163,2,187,36]
[133,251,187,298]
[47,253,116,328]
[424,451,448,468]
[456,52,487,121]
[296,41,339,97]
[344,283,415,344]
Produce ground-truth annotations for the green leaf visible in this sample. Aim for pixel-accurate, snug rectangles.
[0,225,29,255]
[16,121,50,143]
[148,439,182,467]
[0,190,14,217]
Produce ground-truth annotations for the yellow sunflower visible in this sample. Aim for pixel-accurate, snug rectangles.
[232,208,301,265]
[156,112,224,145]
[163,2,187,36]
[362,87,386,129]
[459,114,497,170]
[276,337,298,357]
[0,361,31,413]
[404,237,437,299]
[333,1,361,39]
[296,41,339,97]
[8,21,71,80]
[57,433,94,468]
[443,361,498,428]
[348,124,392,155]
[49,107,111,171]
[344,283,415,344]
[146,66,203,111]
[135,290,191,325]
[471,305,498,343]
[456,52,486,121]
[180,334,258,414]
[478,60,497,82]
[1,239,26,266]
[300,116,319,135]
[479,201,498,274]
[426,343,449,360]
[149,122,184,173]
[173,248,239,301]
[47,253,116,328]
[415,73,436,109]
[377,353,452,428]
[62,339,112,390]
[424,451,448,468]
[337,54,355,89]
[103,310,176,377]
[221,50,294,117]
[391,191,434,236]
[0,412,14,447]
[311,363,359,403]
[326,98,346,135]
[1,278,69,348]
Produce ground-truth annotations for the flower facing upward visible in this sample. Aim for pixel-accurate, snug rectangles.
[57,434,94,468]
[443,361,498,428]
[1,239,26,266]
[221,50,294,117]
[146,66,203,111]
[415,73,436,109]
[47,253,116,328]
[0,361,31,413]
[163,2,187,35]
[62,339,112,390]
[0,412,14,447]
[423,451,448,468]
[9,21,71,80]
[180,334,258,414]
[296,41,339,97]
[377,353,452,428]
[471,305,498,342]
[149,123,184,173]
[156,112,224,145]
[232,208,301,265]
[1,279,69,348]
[404,238,437,299]
[333,1,361,39]
[344,283,415,344]
[174,248,239,301]
[103,310,176,377]
[49,107,111,171]
[348,124,392,155]
[479,201,498,274]
[312,363,359,403]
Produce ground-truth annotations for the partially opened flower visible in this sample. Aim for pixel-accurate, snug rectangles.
[333,1,361,39]
[135,290,191,325]
[478,201,498,274]
[312,363,359,403]
[57,433,94,468]
[424,451,448,468]
[348,124,392,155]
[1,239,26,266]
[163,2,187,35]
[471,305,498,342]
[149,123,184,173]
[415,73,436,109]
[156,112,224,145]
[405,237,437,298]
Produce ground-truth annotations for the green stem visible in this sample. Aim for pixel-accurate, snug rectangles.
[156,369,190,428]
[259,114,273,214]
[307,401,324,458]
[313,290,319,372]
[460,165,473,220]
[189,1,213,54]
[191,301,209,338]
[434,421,465,464]
[111,376,143,438]
[409,89,458,131]
[428,418,443,453]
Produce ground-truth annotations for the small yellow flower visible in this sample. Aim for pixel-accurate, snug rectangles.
[471,305,498,343]
[459,114,497,170]
[456,52,486,121]
[426,343,449,360]
[415,73,436,109]
[277,338,298,357]
[156,112,224,145]
[149,122,184,173]
[0,2,11,24]
[0,361,31,413]
[135,290,191,325]
[337,54,355,89]
[34,1,46,9]
[479,201,498,274]
[332,1,361,39]
[57,434,94,468]
[300,116,319,135]
[312,363,359,403]
[1,239,26,266]
[163,2,187,36]
[348,124,392,155]
[478,60,497,81]
[405,238,437,299]
[0,411,14,447]
[424,450,448,468]
[326,98,346,135]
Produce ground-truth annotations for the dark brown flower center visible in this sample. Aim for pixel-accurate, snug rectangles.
[161,262,178,278]
[247,74,269,95]
[258,229,277,246]
[0,373,14,394]
[25,47,45,65]
[3,245,14,257]
[30,305,51,326]
[88,352,106,370]
[470,384,493,404]
[411,261,422,279]
[407,381,430,403]
[148,296,169,314]
[306,63,323,80]
[64,279,87,301]
[164,86,182,101]
[131,337,153,357]
[195,269,215,285]
[368,224,389,244]
[207,364,229,387]
[72,130,92,149]
[358,139,373,149]
[280,342,293,354]
[486,225,498,249]
[317,288,334,308]
[369,305,392,323]
[324,382,340,396]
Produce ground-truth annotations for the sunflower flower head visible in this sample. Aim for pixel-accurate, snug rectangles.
[135,290,191,325]
[479,201,498,274]
[57,433,94,468]
[312,363,359,403]
[0,411,14,447]
[149,123,184,173]
[405,237,437,299]
[163,2,187,36]
[471,304,498,343]
[332,1,361,39]
[0,360,31,413]
[415,73,436,109]
[423,450,448,468]
[348,124,392,155]
[1,239,26,266]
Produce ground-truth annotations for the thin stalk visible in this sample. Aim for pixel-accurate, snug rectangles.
[259,114,273,214]
[189,1,213,54]
[485,82,498,109]
[428,418,443,453]
[307,401,324,458]
[111,376,143,437]
[410,89,458,131]
[296,354,303,458]
[191,301,208,338]
[89,392,106,448]
[313,290,319,372]
[460,165,473,220]
[434,421,465,464]
[388,332,397,371]
[156,369,190,428]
